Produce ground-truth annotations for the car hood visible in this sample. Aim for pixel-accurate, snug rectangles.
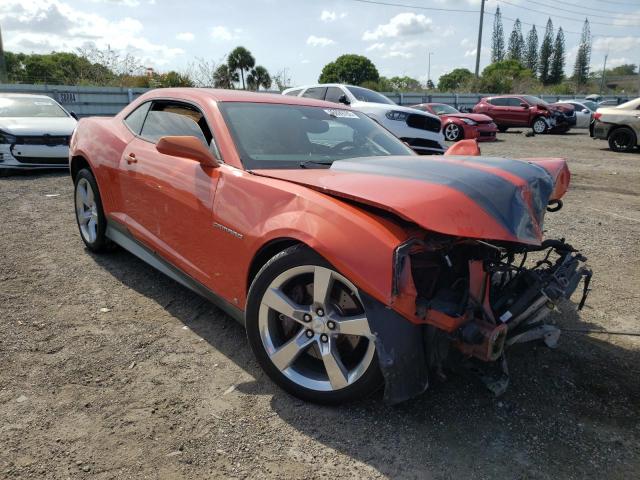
[354,101,440,119]
[0,117,77,136]
[444,113,494,122]
[253,156,570,245]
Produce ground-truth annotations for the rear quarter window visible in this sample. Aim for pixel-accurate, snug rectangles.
[124,102,151,134]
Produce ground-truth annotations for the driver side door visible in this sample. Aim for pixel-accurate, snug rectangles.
[120,99,222,285]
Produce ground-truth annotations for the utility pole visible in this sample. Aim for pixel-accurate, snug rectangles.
[474,0,486,77]
[599,54,608,95]
[427,51,433,87]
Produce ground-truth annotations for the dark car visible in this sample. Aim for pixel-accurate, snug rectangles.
[473,95,573,134]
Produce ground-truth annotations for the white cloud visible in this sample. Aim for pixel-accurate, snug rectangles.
[176,32,194,41]
[306,35,335,47]
[593,36,640,53]
[0,0,183,67]
[366,43,386,52]
[363,13,432,41]
[384,51,413,59]
[320,10,347,22]
[210,25,240,41]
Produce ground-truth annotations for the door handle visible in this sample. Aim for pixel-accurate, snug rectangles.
[127,152,137,164]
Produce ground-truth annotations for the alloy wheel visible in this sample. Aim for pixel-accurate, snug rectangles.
[533,118,547,134]
[258,265,376,392]
[75,177,99,244]
[444,123,461,141]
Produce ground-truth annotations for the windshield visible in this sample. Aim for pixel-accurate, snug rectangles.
[430,104,459,115]
[522,95,548,107]
[0,96,68,118]
[219,102,414,169]
[346,86,395,105]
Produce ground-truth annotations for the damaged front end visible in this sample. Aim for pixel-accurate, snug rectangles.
[367,233,592,404]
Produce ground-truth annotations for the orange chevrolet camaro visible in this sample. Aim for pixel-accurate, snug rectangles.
[69,89,592,404]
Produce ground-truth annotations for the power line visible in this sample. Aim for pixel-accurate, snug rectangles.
[550,0,640,16]
[342,0,640,38]
[525,0,640,19]
[497,0,640,27]
[485,10,635,38]
[599,0,640,6]
[349,0,477,14]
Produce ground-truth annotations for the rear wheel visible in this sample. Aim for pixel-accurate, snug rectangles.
[444,123,463,142]
[74,168,112,252]
[498,126,508,133]
[246,245,382,404]
[532,117,548,134]
[608,127,637,153]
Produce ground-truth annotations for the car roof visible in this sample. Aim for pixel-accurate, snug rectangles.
[0,93,59,100]
[138,87,347,109]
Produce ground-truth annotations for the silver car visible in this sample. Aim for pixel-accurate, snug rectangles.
[0,93,77,175]
[556,100,593,129]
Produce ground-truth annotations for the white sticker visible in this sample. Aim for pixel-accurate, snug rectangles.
[323,109,358,118]
[34,101,54,106]
[499,311,513,323]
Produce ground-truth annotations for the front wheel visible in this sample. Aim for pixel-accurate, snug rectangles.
[74,168,112,252]
[443,123,463,142]
[532,117,548,134]
[608,127,637,152]
[246,245,382,404]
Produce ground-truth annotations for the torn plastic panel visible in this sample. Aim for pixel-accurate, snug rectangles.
[374,234,592,402]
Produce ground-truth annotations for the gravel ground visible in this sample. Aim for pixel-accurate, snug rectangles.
[1,131,639,479]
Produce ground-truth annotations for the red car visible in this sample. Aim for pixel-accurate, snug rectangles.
[411,103,497,142]
[473,95,573,134]
[69,88,591,405]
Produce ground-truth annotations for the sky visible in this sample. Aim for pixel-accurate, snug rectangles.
[1,0,639,86]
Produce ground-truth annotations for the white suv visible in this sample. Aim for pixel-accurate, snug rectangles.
[283,84,445,154]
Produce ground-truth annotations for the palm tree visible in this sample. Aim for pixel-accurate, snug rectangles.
[227,46,255,89]
[247,66,272,91]
[212,63,238,89]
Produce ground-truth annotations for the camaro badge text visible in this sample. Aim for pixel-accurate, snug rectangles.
[213,222,244,239]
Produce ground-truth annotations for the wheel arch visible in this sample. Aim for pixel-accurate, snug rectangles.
[70,155,92,182]
[607,123,636,140]
[247,237,306,291]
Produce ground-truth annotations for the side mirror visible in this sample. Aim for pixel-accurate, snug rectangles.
[69,111,79,120]
[338,94,351,105]
[582,108,590,114]
[156,136,219,168]
[520,103,529,108]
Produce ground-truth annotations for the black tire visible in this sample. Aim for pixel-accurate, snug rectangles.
[608,127,637,153]
[498,126,508,133]
[443,122,463,142]
[532,117,548,134]
[246,245,383,405]
[0,169,12,177]
[73,168,112,253]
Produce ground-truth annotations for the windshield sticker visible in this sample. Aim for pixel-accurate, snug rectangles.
[34,101,54,106]
[324,109,358,119]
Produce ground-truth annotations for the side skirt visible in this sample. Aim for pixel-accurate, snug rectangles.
[105,220,245,325]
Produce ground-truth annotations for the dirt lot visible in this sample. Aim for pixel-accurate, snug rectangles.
[1,131,639,479]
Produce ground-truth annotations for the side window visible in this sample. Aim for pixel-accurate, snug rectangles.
[488,98,506,106]
[284,88,302,96]
[302,87,327,100]
[324,87,346,104]
[140,101,212,146]
[124,102,151,134]
[508,98,523,107]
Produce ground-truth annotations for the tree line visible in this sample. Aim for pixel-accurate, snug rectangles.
[3,45,272,91]
[491,7,592,86]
